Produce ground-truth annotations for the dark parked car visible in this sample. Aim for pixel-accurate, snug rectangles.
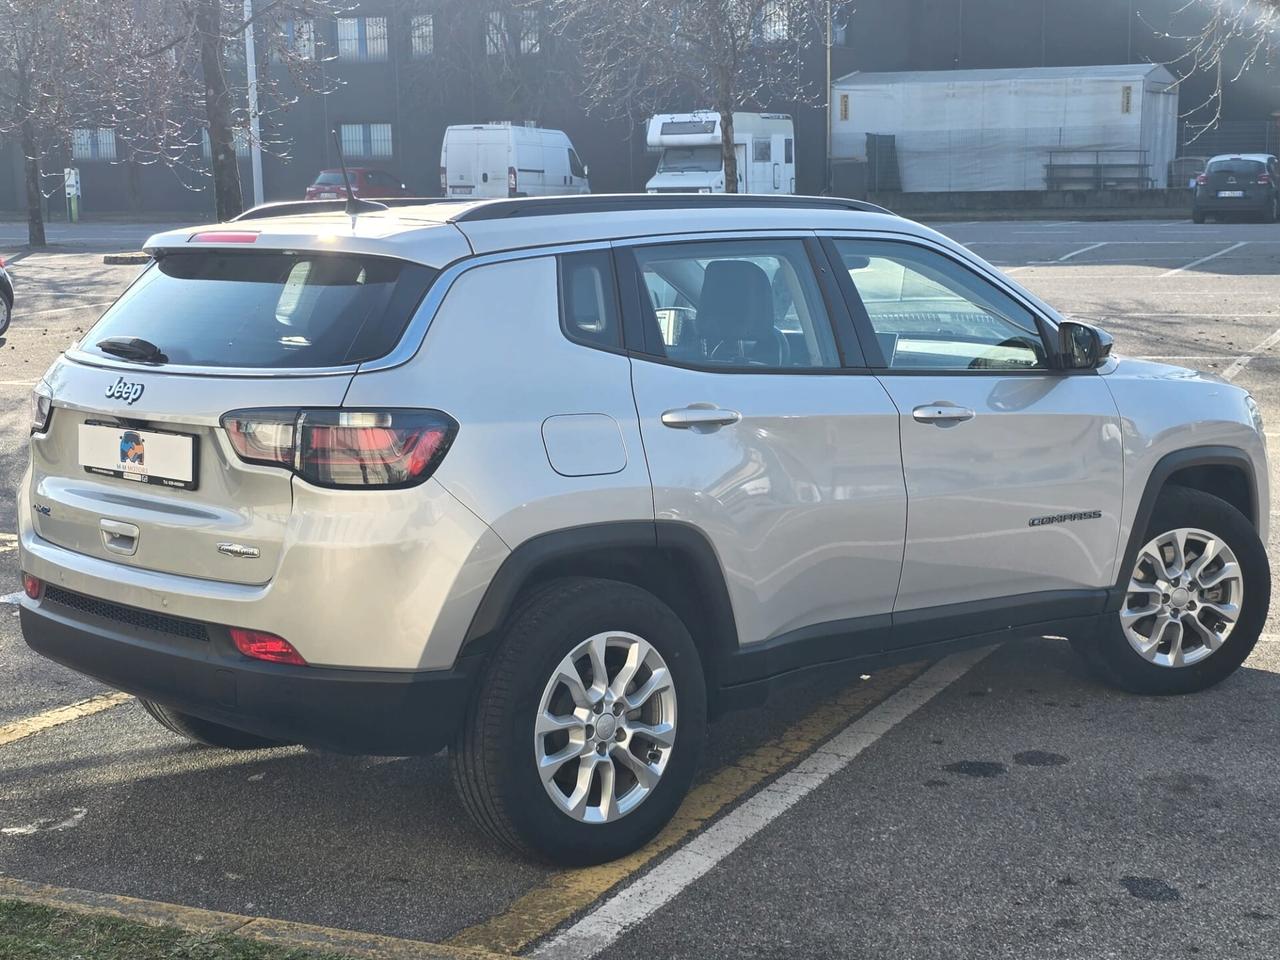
[0,256,12,337]
[304,168,408,201]
[1193,154,1280,223]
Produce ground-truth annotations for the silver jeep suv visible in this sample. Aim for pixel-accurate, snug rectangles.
[19,195,1272,864]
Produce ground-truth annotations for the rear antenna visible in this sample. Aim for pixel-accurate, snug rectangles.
[329,128,388,217]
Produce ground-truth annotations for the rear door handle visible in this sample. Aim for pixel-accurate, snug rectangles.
[912,403,975,425]
[661,406,742,430]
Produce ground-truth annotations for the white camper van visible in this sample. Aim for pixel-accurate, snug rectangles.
[440,123,590,198]
[644,111,796,194]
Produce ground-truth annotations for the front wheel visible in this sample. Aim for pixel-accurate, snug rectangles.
[451,578,706,865]
[1074,487,1270,695]
[0,296,10,337]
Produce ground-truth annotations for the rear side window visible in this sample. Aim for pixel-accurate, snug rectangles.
[559,251,621,350]
[85,252,435,368]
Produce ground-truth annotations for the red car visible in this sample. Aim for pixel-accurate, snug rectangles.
[305,168,408,200]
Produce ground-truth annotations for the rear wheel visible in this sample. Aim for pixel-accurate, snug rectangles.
[138,699,288,749]
[0,295,10,336]
[451,578,706,865]
[1192,209,1206,224]
[1074,487,1270,695]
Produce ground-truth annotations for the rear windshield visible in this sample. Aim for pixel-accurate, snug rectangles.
[1207,159,1266,176]
[83,252,435,369]
[314,171,346,185]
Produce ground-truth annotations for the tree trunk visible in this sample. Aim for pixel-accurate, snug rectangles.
[16,70,45,247]
[196,0,244,221]
[718,105,738,193]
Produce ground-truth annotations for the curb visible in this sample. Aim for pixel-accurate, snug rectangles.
[103,252,151,265]
[0,876,508,960]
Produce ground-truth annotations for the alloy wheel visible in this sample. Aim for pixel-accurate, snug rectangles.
[1121,527,1244,668]
[533,631,677,823]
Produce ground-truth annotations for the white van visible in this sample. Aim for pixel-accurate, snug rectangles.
[645,111,796,194]
[440,123,590,198]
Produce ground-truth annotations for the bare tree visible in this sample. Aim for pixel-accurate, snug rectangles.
[542,0,841,191]
[1165,0,1280,128]
[0,0,138,245]
[126,0,346,221]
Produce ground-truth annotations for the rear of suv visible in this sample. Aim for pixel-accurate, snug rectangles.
[1193,153,1280,223]
[19,196,1271,865]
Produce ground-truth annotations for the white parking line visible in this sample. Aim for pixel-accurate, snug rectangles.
[1134,355,1244,361]
[1056,242,1108,262]
[1221,326,1280,381]
[1159,241,1250,277]
[532,646,995,960]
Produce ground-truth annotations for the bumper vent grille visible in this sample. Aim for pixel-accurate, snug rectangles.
[43,585,210,642]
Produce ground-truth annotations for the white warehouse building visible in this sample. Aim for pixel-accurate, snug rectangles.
[831,63,1179,192]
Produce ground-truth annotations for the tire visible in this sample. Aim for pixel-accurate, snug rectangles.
[451,577,707,865]
[1192,209,1206,224]
[0,296,9,337]
[1268,197,1279,223]
[138,699,288,749]
[1074,486,1270,695]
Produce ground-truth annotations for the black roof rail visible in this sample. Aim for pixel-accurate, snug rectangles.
[449,193,894,222]
[230,197,456,222]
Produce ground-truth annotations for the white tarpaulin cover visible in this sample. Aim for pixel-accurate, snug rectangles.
[832,64,1179,192]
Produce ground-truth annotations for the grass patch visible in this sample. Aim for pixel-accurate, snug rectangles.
[0,899,352,960]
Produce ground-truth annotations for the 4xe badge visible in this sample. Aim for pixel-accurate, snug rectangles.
[105,376,144,405]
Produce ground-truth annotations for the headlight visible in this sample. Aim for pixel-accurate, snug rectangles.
[1246,395,1264,434]
[30,380,52,434]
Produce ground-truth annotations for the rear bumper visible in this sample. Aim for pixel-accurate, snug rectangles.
[20,593,479,755]
[1194,195,1271,213]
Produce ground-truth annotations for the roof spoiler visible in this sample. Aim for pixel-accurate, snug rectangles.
[230,197,456,222]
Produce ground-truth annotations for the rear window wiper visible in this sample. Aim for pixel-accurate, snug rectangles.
[96,336,168,365]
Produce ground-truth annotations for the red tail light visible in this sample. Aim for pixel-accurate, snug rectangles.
[222,408,457,489]
[1196,173,1207,185]
[231,628,306,665]
[1259,174,1272,184]
[21,573,42,600]
[508,166,518,197]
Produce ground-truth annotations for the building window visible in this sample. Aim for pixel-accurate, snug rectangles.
[280,18,315,59]
[410,14,434,58]
[340,122,393,158]
[1121,85,1133,114]
[71,128,117,161]
[758,1,789,42]
[337,16,388,62]
[202,128,250,161]
[839,93,849,122]
[486,10,539,55]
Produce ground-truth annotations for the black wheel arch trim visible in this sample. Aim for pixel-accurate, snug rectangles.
[459,520,741,675]
[1107,445,1260,611]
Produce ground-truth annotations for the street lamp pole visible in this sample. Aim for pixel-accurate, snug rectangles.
[244,0,265,206]
[825,0,832,194]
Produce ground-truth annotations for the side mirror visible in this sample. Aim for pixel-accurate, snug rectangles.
[1058,320,1113,369]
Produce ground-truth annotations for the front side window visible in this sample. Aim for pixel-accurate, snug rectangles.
[568,149,586,179]
[831,239,1048,371]
[628,239,839,370]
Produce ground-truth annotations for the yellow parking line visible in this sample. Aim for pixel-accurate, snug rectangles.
[0,876,507,959]
[447,660,930,956]
[0,693,133,748]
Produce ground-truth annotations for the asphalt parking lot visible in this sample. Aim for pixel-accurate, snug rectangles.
[1,216,1279,959]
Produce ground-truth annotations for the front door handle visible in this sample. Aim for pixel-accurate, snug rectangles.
[661,406,742,430]
[912,403,975,425]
